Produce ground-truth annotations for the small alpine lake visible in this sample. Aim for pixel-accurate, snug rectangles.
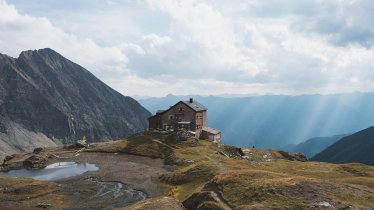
[0,162,98,180]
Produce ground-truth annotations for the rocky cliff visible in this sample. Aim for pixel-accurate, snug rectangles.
[0,48,151,160]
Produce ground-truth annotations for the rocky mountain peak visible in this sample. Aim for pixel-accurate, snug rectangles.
[19,48,59,58]
[0,48,151,160]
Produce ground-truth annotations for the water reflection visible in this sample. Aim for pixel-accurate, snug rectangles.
[0,162,98,180]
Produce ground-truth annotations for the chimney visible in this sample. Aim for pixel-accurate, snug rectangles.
[189,98,193,103]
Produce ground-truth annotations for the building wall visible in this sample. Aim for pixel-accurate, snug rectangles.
[195,112,200,135]
[202,111,207,128]
[201,130,221,143]
[148,115,161,129]
[214,133,221,143]
[160,108,175,130]
[148,101,208,137]
[154,102,198,131]
[195,111,206,137]
[174,102,196,130]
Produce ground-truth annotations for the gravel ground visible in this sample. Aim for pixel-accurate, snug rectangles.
[0,151,173,209]
[55,152,172,197]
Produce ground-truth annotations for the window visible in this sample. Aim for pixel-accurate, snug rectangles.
[179,107,184,111]
[169,115,174,120]
[196,125,200,129]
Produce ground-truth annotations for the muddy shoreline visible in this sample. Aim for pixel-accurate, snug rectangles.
[57,152,171,197]
[0,149,172,209]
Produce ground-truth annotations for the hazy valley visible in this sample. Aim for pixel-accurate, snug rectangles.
[139,94,374,149]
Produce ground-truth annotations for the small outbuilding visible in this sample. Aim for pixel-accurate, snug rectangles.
[201,127,221,143]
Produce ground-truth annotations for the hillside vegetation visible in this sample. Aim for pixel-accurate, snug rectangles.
[1,131,374,209]
[283,134,347,158]
[312,126,374,166]
[89,131,374,209]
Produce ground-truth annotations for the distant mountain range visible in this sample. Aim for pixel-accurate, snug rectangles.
[282,134,347,158]
[311,126,374,166]
[0,48,150,159]
[139,93,374,149]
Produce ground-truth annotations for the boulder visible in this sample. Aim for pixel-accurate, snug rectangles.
[33,147,43,154]
[4,155,14,162]
[278,151,308,162]
[76,140,87,148]
[219,145,245,159]
[23,155,47,169]
[36,203,53,209]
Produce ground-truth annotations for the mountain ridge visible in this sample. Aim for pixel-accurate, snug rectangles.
[311,126,374,165]
[282,134,347,158]
[0,48,151,160]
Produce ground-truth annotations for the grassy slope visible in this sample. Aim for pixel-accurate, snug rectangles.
[312,126,374,165]
[91,132,374,209]
[1,131,374,209]
[0,177,68,209]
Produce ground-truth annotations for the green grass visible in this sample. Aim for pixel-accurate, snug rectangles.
[169,179,208,201]
[81,131,374,209]
[0,177,69,209]
[86,140,129,153]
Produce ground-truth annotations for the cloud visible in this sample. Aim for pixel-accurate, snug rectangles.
[2,0,374,97]
[141,34,171,49]
[281,0,374,47]
[0,0,129,73]
[136,0,270,81]
[140,0,374,92]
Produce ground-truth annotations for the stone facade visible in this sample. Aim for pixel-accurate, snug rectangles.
[201,127,221,143]
[148,98,207,137]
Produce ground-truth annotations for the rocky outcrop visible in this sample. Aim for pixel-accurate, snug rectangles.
[183,191,229,210]
[22,155,47,169]
[278,151,308,162]
[0,153,50,172]
[183,181,232,210]
[218,145,245,159]
[0,48,151,160]
[121,197,185,210]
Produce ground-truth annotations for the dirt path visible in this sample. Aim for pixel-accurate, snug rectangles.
[152,139,179,149]
[200,155,232,209]
[205,155,229,173]
[210,191,232,210]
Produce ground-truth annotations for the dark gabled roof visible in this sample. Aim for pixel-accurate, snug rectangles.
[181,100,207,112]
[202,127,221,135]
[149,99,207,118]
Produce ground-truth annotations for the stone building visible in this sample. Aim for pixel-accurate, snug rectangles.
[201,127,221,143]
[148,98,208,137]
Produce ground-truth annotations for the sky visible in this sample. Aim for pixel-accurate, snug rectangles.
[1,0,374,97]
